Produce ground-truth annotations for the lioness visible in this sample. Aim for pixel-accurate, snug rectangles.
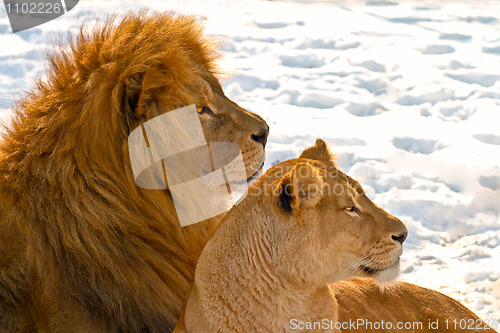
[175,140,496,333]
[0,13,267,332]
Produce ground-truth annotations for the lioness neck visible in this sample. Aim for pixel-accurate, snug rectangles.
[184,216,340,332]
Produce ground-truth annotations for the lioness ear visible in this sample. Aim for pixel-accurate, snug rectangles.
[299,139,336,165]
[275,163,324,215]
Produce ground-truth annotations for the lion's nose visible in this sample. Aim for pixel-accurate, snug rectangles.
[251,128,269,149]
[391,231,407,245]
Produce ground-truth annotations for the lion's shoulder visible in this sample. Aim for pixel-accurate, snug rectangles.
[334,277,485,327]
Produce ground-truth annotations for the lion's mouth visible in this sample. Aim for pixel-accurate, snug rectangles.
[360,258,400,275]
[246,163,264,183]
[223,162,264,187]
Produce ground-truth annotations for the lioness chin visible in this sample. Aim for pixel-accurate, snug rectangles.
[174,139,497,333]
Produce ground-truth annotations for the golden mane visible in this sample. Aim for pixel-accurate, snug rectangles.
[0,12,225,332]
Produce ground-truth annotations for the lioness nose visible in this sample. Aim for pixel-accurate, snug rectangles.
[251,128,269,148]
[391,231,407,244]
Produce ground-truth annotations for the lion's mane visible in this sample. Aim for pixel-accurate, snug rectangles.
[0,12,221,332]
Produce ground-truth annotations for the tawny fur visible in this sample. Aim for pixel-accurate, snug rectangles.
[0,12,267,332]
[176,140,408,332]
[334,277,497,333]
[175,140,496,333]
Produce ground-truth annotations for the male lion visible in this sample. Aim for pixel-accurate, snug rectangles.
[0,13,268,332]
[175,140,496,333]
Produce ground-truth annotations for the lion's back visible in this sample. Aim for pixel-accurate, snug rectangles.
[334,277,493,333]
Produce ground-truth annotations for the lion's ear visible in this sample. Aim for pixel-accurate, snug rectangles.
[200,79,214,104]
[118,71,147,130]
[299,139,336,164]
[275,163,324,215]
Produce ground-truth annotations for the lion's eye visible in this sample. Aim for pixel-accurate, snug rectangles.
[345,206,359,214]
[198,106,215,116]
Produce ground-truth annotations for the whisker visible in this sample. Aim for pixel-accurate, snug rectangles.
[336,255,367,281]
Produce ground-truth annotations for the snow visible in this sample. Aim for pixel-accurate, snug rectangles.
[1,0,499,324]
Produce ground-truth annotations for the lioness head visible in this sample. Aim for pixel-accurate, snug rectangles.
[229,139,407,286]
[177,140,409,332]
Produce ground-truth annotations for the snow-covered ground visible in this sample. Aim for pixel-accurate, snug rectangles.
[1,0,499,325]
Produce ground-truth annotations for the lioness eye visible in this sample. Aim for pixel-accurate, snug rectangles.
[198,106,214,116]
